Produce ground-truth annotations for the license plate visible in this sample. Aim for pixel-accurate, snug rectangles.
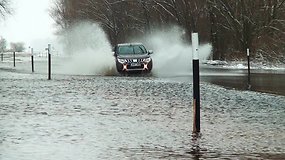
[131,63,140,67]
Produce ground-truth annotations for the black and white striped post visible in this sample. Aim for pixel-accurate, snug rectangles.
[192,33,200,133]
[247,48,251,89]
[13,51,16,67]
[31,48,34,73]
[47,44,51,80]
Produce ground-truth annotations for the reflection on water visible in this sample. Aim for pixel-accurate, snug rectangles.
[201,68,285,96]
[189,133,203,160]
[167,67,285,96]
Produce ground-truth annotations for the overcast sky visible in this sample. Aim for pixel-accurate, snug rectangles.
[0,0,55,50]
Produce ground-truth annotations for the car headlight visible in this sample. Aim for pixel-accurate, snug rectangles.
[144,57,151,63]
[117,59,127,64]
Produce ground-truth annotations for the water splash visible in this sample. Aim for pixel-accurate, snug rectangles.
[57,23,211,76]
[131,27,212,77]
[58,21,115,75]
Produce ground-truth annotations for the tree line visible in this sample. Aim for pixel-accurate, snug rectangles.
[52,0,284,61]
[0,37,26,52]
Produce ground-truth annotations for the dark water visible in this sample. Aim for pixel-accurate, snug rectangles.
[202,67,285,96]
[168,67,285,96]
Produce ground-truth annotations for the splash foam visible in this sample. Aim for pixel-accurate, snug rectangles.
[131,27,212,77]
[58,22,115,75]
[57,23,211,77]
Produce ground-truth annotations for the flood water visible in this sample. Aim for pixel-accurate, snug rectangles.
[203,68,285,96]
[168,66,285,96]
[1,58,285,159]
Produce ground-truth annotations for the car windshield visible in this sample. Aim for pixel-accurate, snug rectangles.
[118,45,147,55]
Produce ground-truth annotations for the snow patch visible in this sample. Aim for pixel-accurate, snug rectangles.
[204,60,285,70]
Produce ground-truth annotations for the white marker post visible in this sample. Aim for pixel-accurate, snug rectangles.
[247,48,251,89]
[48,44,51,80]
[192,33,200,133]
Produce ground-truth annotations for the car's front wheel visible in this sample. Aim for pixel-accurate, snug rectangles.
[116,61,124,73]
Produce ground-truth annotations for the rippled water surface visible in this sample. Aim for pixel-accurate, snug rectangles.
[1,67,285,159]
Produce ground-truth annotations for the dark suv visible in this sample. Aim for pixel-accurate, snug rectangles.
[113,43,153,73]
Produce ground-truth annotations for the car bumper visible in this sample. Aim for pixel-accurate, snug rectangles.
[116,61,153,72]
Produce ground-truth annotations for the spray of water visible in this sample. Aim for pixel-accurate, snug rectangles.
[58,21,115,75]
[131,26,212,77]
[57,23,211,77]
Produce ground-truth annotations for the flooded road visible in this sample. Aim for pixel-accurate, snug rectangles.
[1,66,285,159]
[167,67,285,96]
[1,57,285,159]
[202,67,285,96]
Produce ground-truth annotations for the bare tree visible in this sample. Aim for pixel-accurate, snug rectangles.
[50,0,285,61]
[10,42,25,52]
[50,0,84,30]
[207,0,285,60]
[79,0,122,44]
[0,0,11,18]
[0,37,7,52]
[50,0,68,30]
[51,0,209,43]
[144,0,208,41]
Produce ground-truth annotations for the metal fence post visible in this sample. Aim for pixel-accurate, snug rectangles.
[31,48,34,72]
[48,44,51,80]
[13,51,16,67]
[247,48,251,89]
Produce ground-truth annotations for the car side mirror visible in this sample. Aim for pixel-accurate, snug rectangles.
[113,52,117,57]
[148,50,153,55]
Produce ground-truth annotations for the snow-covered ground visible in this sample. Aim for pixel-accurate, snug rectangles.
[0,54,285,159]
[204,60,285,70]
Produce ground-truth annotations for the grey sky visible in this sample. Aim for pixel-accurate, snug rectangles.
[0,0,54,50]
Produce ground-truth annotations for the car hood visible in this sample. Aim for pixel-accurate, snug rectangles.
[117,54,150,59]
